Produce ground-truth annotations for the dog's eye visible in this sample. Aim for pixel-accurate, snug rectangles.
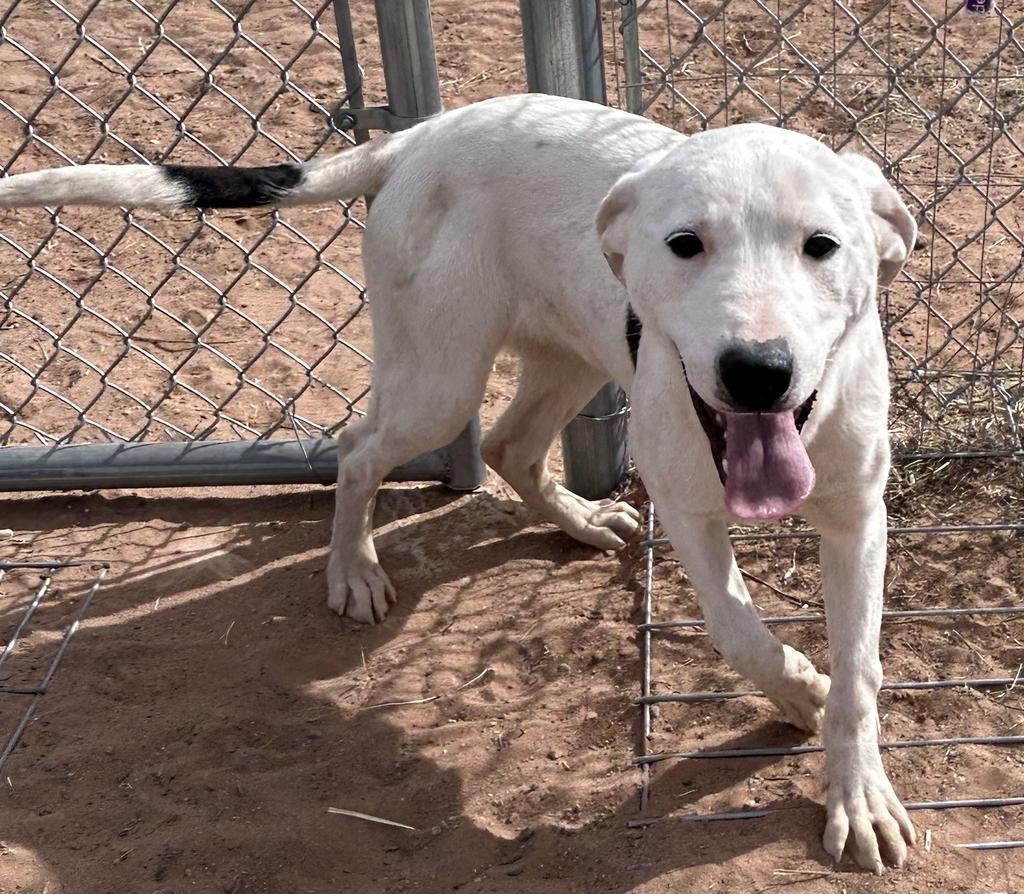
[804,234,840,259]
[665,231,704,259]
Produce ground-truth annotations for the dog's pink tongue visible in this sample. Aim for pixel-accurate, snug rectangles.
[724,413,814,519]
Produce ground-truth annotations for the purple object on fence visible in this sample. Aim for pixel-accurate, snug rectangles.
[965,0,995,13]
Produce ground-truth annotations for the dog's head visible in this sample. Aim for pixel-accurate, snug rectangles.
[597,124,915,519]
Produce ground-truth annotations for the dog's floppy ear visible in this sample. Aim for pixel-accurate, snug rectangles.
[596,174,638,285]
[596,147,672,285]
[842,153,917,286]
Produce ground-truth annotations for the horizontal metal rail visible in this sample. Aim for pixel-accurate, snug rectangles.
[627,796,1024,828]
[640,604,1024,632]
[637,676,1021,706]
[636,734,1024,766]
[0,435,478,491]
[957,841,1024,850]
[642,522,1024,549]
[0,560,92,569]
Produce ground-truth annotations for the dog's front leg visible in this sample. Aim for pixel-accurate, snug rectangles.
[666,514,830,733]
[807,498,914,873]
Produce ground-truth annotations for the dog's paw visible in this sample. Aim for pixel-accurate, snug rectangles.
[765,646,830,733]
[567,498,642,550]
[327,552,396,624]
[823,758,914,874]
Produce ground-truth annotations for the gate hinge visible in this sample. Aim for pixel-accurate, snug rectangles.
[331,105,437,133]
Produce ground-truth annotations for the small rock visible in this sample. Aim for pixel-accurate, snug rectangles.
[0,529,13,539]
[546,749,558,760]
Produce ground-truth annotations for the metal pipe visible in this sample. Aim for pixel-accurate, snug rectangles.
[627,796,1024,827]
[957,841,1024,850]
[641,520,1024,548]
[639,603,1024,632]
[374,0,442,125]
[520,0,629,500]
[619,1,643,114]
[520,0,606,102]
[370,0,486,491]
[636,675,1022,705]
[443,417,487,491]
[635,734,1024,766]
[332,0,371,144]
[0,575,51,668]
[0,438,454,491]
[639,504,655,812]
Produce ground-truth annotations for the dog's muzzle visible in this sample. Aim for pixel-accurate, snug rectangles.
[683,359,817,520]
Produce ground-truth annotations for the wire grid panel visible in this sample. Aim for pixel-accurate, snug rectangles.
[606,1,1024,833]
[0,0,371,447]
[608,0,1024,458]
[0,560,107,771]
[634,507,1024,831]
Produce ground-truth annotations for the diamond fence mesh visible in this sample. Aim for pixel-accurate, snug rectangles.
[0,0,372,449]
[1,1,1022,490]
[606,0,1024,474]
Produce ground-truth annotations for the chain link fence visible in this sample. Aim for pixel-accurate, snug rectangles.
[0,0,371,450]
[2,0,1022,499]
[606,0,1024,470]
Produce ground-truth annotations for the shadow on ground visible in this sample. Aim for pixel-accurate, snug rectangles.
[0,484,886,893]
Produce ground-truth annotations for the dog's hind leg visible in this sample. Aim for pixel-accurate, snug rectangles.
[327,329,496,625]
[481,350,641,550]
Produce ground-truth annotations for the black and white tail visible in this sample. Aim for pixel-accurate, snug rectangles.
[0,135,398,210]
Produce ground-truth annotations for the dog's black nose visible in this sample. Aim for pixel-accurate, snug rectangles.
[717,338,793,412]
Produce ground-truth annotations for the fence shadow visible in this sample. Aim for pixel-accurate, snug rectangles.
[0,482,851,893]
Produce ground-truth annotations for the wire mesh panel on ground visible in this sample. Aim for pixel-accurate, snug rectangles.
[0,559,107,771]
[634,509,1024,841]
[0,0,369,448]
[604,1,1024,837]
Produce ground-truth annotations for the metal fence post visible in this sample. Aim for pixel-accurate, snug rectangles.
[519,0,630,500]
[332,0,370,145]
[618,1,643,116]
[369,0,487,491]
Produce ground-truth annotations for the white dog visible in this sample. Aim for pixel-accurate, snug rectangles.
[0,94,917,871]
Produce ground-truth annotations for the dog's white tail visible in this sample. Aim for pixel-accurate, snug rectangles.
[0,134,399,210]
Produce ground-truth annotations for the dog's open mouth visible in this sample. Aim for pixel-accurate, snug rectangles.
[687,376,817,520]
